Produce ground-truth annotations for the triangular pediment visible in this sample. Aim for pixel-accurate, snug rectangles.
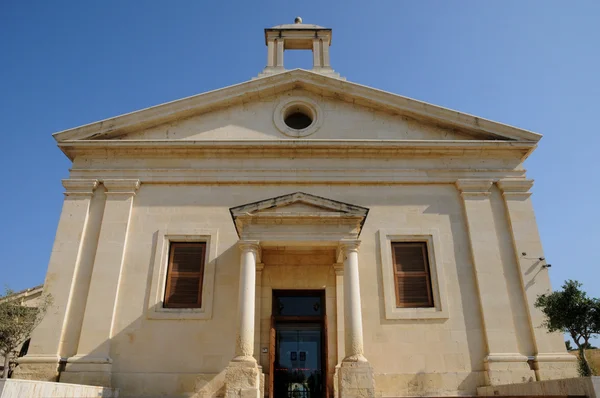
[53,69,541,145]
[229,192,369,240]
[230,192,368,217]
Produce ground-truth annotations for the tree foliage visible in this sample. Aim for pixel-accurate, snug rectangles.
[0,288,52,378]
[535,280,600,376]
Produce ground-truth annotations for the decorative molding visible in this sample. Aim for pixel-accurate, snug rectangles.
[337,239,360,262]
[377,228,449,320]
[534,353,577,363]
[238,240,261,263]
[146,228,219,320]
[58,140,536,163]
[497,179,534,199]
[53,70,541,144]
[69,167,527,185]
[333,262,344,276]
[455,179,493,197]
[484,353,530,363]
[273,96,324,138]
[62,179,98,197]
[230,192,369,241]
[102,179,140,196]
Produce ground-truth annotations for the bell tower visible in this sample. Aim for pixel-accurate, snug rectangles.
[256,17,343,79]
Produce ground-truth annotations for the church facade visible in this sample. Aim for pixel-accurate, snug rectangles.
[15,20,577,398]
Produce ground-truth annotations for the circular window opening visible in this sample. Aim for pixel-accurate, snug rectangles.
[285,112,313,130]
[283,104,314,130]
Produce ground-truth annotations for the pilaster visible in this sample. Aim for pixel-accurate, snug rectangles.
[14,179,98,382]
[456,179,535,385]
[497,179,577,379]
[61,179,140,387]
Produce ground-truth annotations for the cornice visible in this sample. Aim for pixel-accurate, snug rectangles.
[57,139,536,162]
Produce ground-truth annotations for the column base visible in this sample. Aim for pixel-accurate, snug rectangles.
[484,354,535,385]
[59,355,112,387]
[12,355,61,381]
[534,353,578,380]
[224,359,262,398]
[337,360,375,398]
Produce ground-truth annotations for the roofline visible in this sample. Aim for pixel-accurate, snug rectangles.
[1,284,44,302]
[53,69,542,144]
[57,139,537,162]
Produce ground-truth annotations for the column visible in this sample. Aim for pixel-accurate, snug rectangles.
[497,179,577,379]
[234,240,260,361]
[339,240,366,362]
[225,240,262,398]
[337,240,374,398]
[312,38,322,69]
[62,179,139,387]
[266,39,275,68]
[321,38,331,68]
[456,179,534,385]
[276,39,284,68]
[14,179,98,381]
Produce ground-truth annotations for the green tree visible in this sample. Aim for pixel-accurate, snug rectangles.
[0,289,52,378]
[535,280,600,376]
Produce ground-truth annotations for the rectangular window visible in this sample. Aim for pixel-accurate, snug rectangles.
[391,242,434,308]
[164,242,206,308]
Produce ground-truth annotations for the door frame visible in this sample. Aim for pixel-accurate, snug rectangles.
[269,289,328,398]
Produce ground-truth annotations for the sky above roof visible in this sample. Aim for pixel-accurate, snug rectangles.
[1,1,599,338]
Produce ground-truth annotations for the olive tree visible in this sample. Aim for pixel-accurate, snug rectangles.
[535,280,600,376]
[0,289,52,378]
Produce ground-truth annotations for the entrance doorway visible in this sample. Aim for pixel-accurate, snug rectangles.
[270,290,326,398]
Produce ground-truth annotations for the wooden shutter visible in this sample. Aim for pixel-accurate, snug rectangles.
[391,242,434,308]
[164,242,206,308]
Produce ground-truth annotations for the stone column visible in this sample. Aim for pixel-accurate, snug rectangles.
[266,39,275,68]
[337,240,374,398]
[14,179,98,381]
[497,179,577,379]
[456,179,535,385]
[276,39,284,68]
[61,179,139,387]
[312,38,322,69]
[225,240,262,398]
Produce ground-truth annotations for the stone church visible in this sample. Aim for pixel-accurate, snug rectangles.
[15,19,576,398]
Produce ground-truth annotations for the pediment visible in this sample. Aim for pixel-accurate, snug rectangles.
[229,192,369,240]
[54,69,541,145]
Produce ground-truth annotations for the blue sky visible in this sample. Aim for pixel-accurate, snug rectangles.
[1,2,599,334]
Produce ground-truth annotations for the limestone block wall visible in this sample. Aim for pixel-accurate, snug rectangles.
[34,182,568,396]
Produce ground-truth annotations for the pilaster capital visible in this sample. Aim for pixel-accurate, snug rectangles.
[455,179,493,197]
[256,262,265,273]
[238,240,261,257]
[333,263,344,276]
[62,179,98,197]
[102,179,140,196]
[497,179,534,199]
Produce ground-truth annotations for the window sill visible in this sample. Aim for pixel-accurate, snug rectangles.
[387,306,449,320]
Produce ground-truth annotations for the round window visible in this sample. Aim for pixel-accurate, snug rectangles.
[274,98,323,137]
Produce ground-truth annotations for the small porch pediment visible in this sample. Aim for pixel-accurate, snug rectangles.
[229,192,369,243]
